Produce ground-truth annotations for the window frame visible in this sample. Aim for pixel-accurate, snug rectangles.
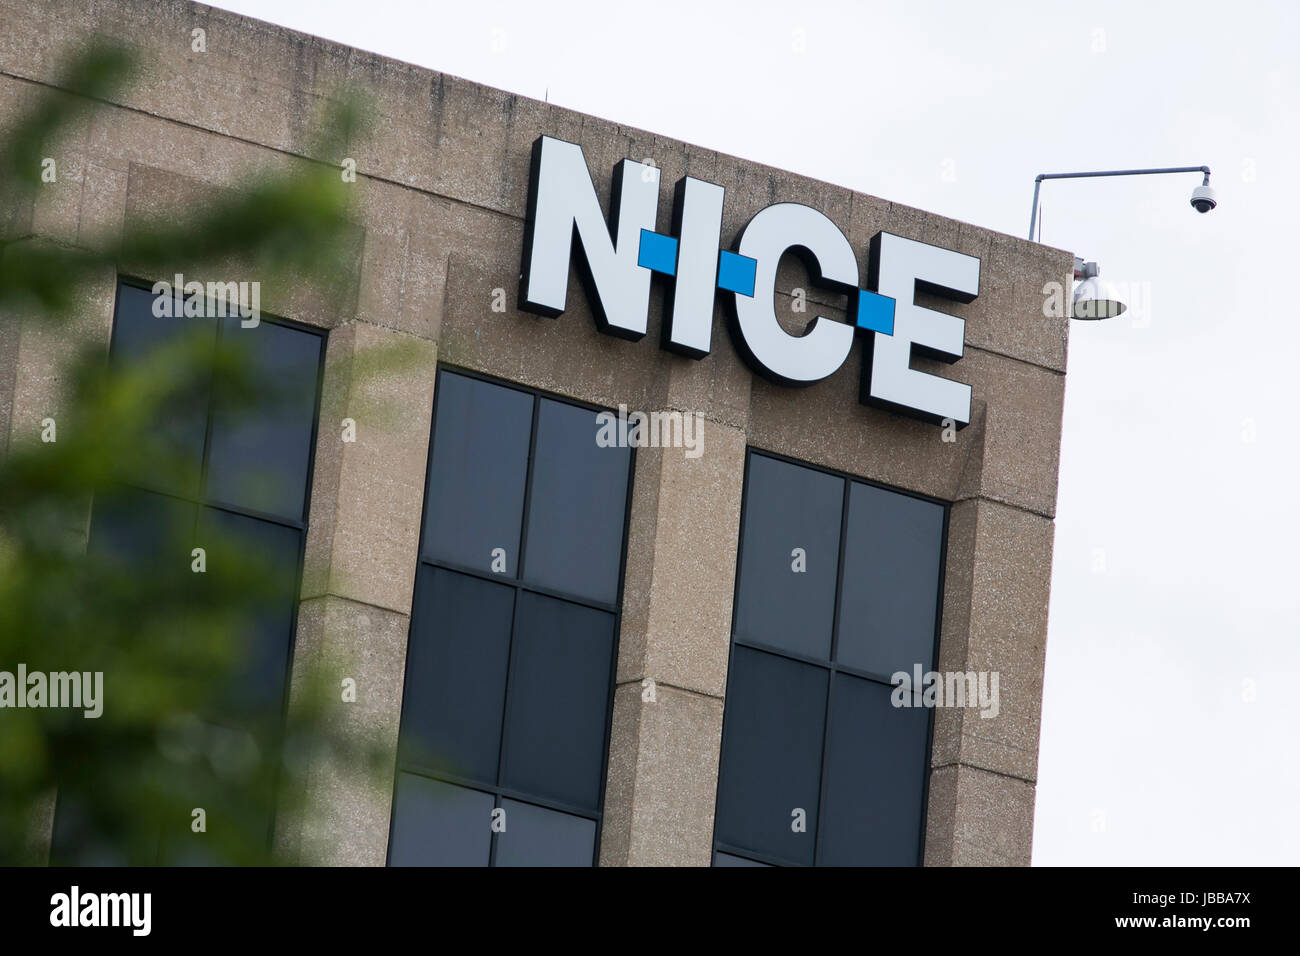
[712,446,950,867]
[104,277,329,538]
[387,364,638,866]
[53,276,329,860]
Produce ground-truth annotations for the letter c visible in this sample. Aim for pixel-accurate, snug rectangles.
[728,203,858,385]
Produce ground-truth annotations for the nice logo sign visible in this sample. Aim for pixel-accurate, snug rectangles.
[519,135,980,428]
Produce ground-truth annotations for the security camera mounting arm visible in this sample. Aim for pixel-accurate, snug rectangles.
[1028,165,1215,240]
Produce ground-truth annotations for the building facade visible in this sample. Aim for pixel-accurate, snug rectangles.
[1,0,1072,865]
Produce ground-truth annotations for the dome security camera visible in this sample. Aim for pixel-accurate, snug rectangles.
[1190,183,1217,213]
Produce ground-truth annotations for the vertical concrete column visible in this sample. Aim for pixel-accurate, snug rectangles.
[274,321,437,866]
[924,497,1055,865]
[601,411,747,866]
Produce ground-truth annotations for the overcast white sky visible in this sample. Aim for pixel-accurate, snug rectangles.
[205,0,1300,864]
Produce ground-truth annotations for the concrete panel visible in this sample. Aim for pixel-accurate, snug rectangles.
[932,499,1054,783]
[601,682,724,867]
[276,594,412,866]
[301,322,437,615]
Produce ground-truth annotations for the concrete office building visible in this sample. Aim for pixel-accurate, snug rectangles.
[1,0,1071,866]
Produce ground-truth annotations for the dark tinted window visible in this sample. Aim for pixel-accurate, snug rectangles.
[835,482,945,677]
[819,674,931,865]
[157,743,277,867]
[733,453,842,659]
[389,369,634,867]
[521,398,632,604]
[500,593,615,811]
[713,647,827,865]
[714,851,771,867]
[51,280,325,866]
[713,450,946,867]
[205,317,323,522]
[106,283,215,498]
[400,567,514,783]
[494,799,597,867]
[197,507,302,723]
[88,486,196,567]
[389,775,493,867]
[420,371,532,576]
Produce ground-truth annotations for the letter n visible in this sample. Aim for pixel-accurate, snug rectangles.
[519,135,660,340]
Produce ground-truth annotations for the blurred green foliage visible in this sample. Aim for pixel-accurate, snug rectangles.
[0,42,390,865]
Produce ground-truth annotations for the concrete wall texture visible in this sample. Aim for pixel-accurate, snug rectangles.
[0,0,1073,866]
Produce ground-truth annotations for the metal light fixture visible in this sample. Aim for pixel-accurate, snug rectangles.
[1029,165,1215,321]
[1071,258,1125,320]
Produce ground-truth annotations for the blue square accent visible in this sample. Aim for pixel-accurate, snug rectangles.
[855,289,895,336]
[717,251,757,297]
[638,229,678,276]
